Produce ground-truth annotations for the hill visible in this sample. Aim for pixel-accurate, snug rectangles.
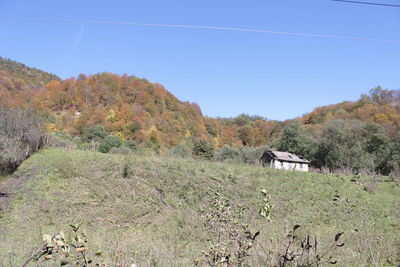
[0,57,399,153]
[0,148,399,266]
[302,87,400,138]
[0,57,60,88]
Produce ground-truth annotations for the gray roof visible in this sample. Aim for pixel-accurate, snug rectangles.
[265,150,310,164]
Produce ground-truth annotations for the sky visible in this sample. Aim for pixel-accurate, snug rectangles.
[0,0,399,121]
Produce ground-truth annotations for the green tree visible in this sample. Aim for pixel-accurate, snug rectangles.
[82,125,108,143]
[275,120,311,158]
[214,145,240,162]
[99,135,122,153]
[314,120,369,172]
[379,137,400,175]
[363,122,391,172]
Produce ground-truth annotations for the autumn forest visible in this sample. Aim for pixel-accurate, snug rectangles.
[1,57,400,174]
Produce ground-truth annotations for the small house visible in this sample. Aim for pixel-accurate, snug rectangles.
[260,150,309,172]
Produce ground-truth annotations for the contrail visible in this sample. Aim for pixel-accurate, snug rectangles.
[0,17,397,42]
[70,23,85,57]
[333,0,400,8]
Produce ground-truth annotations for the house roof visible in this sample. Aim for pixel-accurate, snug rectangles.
[264,150,310,164]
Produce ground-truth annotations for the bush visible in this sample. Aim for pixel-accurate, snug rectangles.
[125,140,139,151]
[214,145,241,162]
[0,106,44,175]
[98,135,122,153]
[166,142,192,159]
[192,139,214,160]
[82,124,108,143]
[239,145,268,165]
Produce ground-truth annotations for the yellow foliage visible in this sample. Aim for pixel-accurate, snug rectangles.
[184,129,191,138]
[46,123,59,133]
[375,113,390,123]
[106,109,116,122]
[46,80,60,90]
[114,131,125,141]
[212,137,220,148]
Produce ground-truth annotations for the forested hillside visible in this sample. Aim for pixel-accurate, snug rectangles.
[0,57,399,174]
[303,86,400,138]
[0,57,59,88]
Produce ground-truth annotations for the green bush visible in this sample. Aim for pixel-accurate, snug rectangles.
[82,125,108,143]
[239,146,268,165]
[214,145,241,162]
[166,142,193,159]
[192,139,214,160]
[98,135,122,153]
[125,140,139,151]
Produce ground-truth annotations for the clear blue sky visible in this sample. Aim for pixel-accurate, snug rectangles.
[0,0,399,120]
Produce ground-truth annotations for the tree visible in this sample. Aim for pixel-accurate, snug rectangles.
[99,135,122,153]
[238,125,255,146]
[275,120,311,158]
[379,137,400,175]
[363,122,391,172]
[314,120,369,172]
[82,124,108,143]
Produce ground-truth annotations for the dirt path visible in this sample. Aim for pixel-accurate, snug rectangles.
[0,169,35,217]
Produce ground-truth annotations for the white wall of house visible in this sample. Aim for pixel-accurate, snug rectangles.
[272,160,308,172]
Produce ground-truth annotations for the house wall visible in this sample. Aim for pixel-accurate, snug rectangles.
[272,160,308,172]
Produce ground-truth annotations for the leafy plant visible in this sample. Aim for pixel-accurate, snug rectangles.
[99,135,122,153]
[22,224,104,267]
[195,193,259,266]
[276,225,345,267]
[259,189,273,221]
[192,139,214,160]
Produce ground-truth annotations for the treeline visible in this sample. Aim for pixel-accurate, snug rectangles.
[273,120,399,176]
[304,87,400,138]
[48,118,400,177]
[1,69,277,149]
[1,58,399,175]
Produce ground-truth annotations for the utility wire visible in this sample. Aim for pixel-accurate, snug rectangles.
[332,0,400,8]
[0,17,397,43]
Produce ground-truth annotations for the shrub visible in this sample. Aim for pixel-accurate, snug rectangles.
[214,145,241,162]
[239,145,268,165]
[125,140,139,151]
[98,135,122,153]
[195,194,259,266]
[0,106,44,175]
[82,124,108,143]
[166,142,192,159]
[192,139,214,160]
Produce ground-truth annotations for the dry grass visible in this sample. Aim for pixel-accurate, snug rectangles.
[0,148,399,266]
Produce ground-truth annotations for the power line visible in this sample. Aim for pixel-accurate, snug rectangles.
[332,0,400,7]
[0,17,397,43]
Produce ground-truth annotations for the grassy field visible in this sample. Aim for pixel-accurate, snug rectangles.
[0,148,399,266]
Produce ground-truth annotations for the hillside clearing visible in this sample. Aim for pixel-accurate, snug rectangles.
[0,148,399,266]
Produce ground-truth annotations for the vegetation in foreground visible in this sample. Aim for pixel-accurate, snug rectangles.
[0,148,399,266]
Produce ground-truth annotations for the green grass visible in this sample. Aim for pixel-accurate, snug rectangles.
[0,148,399,266]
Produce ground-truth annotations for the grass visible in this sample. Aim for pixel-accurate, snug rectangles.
[0,148,399,266]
